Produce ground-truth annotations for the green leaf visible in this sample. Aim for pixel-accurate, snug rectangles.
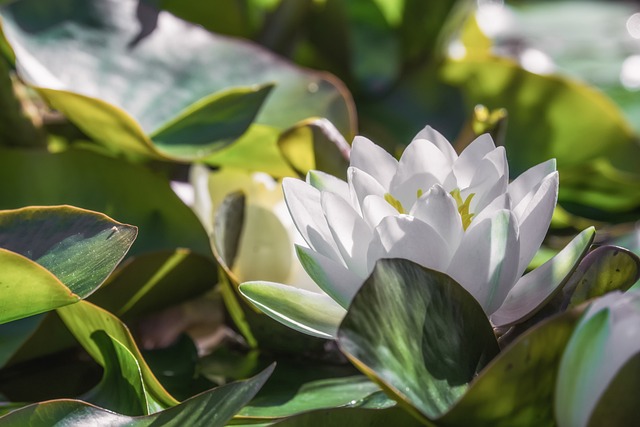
[82,331,149,416]
[567,246,640,308]
[0,206,136,324]
[239,281,346,339]
[0,316,44,367]
[0,206,137,299]
[57,300,179,412]
[0,0,355,159]
[149,84,274,160]
[268,406,422,427]
[0,147,211,258]
[337,259,499,422]
[491,227,595,327]
[89,249,218,320]
[440,310,582,427]
[0,365,274,427]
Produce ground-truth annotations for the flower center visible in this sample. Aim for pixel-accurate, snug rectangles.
[450,189,475,230]
[384,193,406,214]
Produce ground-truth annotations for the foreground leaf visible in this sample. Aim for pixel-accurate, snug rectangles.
[0,365,274,427]
[57,300,178,412]
[269,406,421,427]
[337,259,499,422]
[0,206,136,324]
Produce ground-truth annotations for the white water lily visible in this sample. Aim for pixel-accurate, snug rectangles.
[240,126,560,338]
[556,290,640,427]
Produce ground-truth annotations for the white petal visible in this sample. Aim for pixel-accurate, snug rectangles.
[389,173,441,212]
[412,125,458,164]
[239,281,346,339]
[350,136,398,189]
[322,192,373,278]
[491,227,595,327]
[306,170,350,203]
[348,167,387,212]
[362,195,398,228]
[282,178,342,263]
[515,171,559,277]
[452,134,496,188]
[296,245,363,308]
[447,210,520,314]
[472,193,512,225]
[392,138,452,188]
[464,147,508,213]
[508,159,556,207]
[409,184,463,252]
[367,215,450,274]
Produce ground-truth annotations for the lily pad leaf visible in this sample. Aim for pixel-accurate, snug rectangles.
[491,226,595,327]
[149,84,274,160]
[0,365,274,427]
[440,310,581,426]
[239,281,346,339]
[0,206,136,324]
[337,258,499,422]
[0,0,355,159]
[269,406,422,427]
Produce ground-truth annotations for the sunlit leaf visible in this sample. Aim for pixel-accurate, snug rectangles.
[337,258,499,422]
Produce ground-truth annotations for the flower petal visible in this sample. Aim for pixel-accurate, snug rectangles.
[322,191,373,278]
[491,227,595,327]
[412,125,458,165]
[514,171,559,277]
[367,215,450,274]
[391,138,452,191]
[348,167,387,212]
[508,159,556,207]
[306,170,350,203]
[296,245,363,308]
[451,133,496,188]
[447,210,520,314]
[464,147,508,213]
[239,281,346,339]
[409,184,463,252]
[350,136,398,189]
[282,177,342,263]
[362,194,398,228]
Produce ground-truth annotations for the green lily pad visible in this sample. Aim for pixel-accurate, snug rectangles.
[440,310,582,427]
[0,365,274,427]
[0,0,355,160]
[0,206,136,324]
[0,147,211,258]
[337,258,499,422]
[269,406,422,427]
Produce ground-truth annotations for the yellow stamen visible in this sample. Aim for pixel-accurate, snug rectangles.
[384,193,406,214]
[416,189,424,199]
[450,189,475,230]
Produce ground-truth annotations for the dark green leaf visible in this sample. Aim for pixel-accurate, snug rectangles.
[337,258,499,421]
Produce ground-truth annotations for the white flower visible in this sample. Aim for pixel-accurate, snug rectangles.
[241,126,559,337]
[556,290,640,427]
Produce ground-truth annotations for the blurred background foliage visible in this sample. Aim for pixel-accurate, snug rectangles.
[0,0,639,424]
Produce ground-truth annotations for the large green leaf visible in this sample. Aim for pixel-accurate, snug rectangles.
[439,310,581,427]
[56,300,179,412]
[337,258,499,422]
[0,365,274,426]
[0,206,137,299]
[0,206,136,324]
[0,0,355,159]
[0,148,211,257]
